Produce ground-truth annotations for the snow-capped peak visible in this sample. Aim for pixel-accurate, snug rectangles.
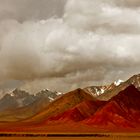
[114,79,123,86]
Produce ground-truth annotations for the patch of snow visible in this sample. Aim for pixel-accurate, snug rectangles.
[48,96,54,101]
[10,93,14,97]
[95,88,100,96]
[101,88,105,94]
[56,92,62,95]
[114,79,123,86]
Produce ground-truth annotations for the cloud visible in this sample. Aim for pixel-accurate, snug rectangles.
[0,0,140,93]
[0,0,66,21]
[115,0,140,8]
[64,0,140,33]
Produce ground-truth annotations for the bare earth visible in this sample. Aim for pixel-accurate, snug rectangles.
[0,133,140,140]
[0,136,140,140]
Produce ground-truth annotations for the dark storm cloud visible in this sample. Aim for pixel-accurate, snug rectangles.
[115,0,140,8]
[0,0,140,93]
[0,0,66,21]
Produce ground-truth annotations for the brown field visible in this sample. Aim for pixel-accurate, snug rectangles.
[0,137,140,140]
[0,133,140,140]
[0,138,140,140]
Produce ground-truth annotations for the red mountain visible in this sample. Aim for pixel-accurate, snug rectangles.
[84,85,140,129]
[25,85,140,130]
[25,88,97,123]
[1,85,140,133]
[47,100,105,123]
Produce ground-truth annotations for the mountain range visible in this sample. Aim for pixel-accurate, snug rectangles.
[0,89,62,121]
[0,74,140,132]
[84,74,140,100]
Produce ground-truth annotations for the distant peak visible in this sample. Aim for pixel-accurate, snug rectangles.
[13,88,27,93]
[129,74,140,81]
[133,73,140,77]
[66,88,94,99]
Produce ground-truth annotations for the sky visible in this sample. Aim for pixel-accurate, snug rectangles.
[0,0,140,94]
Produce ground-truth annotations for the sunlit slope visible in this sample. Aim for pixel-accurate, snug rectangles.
[26,89,95,123]
[47,100,106,123]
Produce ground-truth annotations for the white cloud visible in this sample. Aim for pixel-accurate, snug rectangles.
[0,0,140,93]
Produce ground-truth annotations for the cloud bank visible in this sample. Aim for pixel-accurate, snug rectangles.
[0,0,140,93]
[0,0,65,21]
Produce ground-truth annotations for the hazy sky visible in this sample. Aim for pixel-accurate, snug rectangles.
[0,0,140,93]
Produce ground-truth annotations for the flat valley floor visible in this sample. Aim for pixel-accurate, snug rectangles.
[0,133,140,140]
[0,137,140,140]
